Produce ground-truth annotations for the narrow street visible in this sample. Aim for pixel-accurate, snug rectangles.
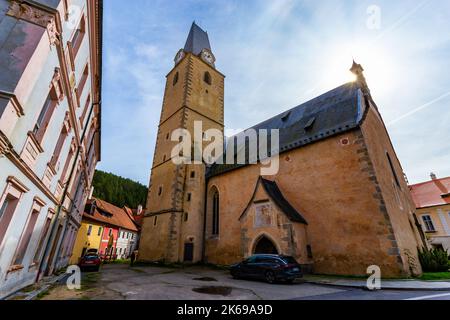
[40,264,450,301]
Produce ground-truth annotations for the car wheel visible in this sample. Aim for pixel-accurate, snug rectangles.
[231,270,240,279]
[265,271,276,284]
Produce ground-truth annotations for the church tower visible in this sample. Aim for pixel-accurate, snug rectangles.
[139,23,225,263]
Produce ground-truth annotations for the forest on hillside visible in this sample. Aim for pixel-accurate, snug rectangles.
[92,170,147,209]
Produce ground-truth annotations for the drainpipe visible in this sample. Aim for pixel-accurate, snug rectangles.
[36,101,101,280]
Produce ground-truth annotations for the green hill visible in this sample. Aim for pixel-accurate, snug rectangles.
[92,170,147,209]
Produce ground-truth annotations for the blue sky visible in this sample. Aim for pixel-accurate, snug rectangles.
[100,0,450,186]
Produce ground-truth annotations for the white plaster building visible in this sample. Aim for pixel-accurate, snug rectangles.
[0,0,102,298]
[116,228,138,260]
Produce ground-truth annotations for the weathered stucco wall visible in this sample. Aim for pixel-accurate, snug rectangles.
[360,104,423,276]
[0,0,102,298]
[206,127,418,277]
[140,53,224,264]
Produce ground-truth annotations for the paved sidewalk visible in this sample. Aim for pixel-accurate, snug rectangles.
[304,275,450,291]
[5,273,68,300]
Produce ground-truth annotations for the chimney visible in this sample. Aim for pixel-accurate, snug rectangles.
[137,205,143,216]
[430,172,437,180]
[88,186,94,200]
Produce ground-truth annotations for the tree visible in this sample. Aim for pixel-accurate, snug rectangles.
[92,170,147,209]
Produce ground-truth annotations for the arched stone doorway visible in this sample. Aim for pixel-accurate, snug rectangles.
[254,236,279,254]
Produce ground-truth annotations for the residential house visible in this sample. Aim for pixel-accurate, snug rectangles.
[0,0,102,298]
[410,173,450,252]
[70,198,139,263]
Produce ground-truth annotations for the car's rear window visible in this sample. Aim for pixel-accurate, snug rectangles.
[281,256,298,264]
[84,255,99,260]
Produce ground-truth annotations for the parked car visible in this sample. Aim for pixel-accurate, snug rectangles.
[79,254,102,272]
[230,254,302,284]
[86,248,98,255]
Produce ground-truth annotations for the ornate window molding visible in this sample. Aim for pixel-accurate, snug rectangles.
[6,1,60,46]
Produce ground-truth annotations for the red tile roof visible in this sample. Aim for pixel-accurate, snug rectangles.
[124,206,142,229]
[83,198,138,232]
[410,177,450,209]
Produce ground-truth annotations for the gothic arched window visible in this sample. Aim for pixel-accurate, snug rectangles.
[173,72,179,86]
[204,72,212,85]
[212,190,219,235]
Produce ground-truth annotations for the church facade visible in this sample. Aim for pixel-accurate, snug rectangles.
[139,23,426,277]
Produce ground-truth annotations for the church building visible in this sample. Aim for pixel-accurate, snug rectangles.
[138,22,426,277]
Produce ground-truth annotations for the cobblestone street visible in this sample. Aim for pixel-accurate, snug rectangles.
[41,264,450,301]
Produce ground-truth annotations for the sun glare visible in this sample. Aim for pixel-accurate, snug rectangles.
[319,40,395,97]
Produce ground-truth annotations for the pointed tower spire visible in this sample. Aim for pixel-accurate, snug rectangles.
[350,60,370,96]
[184,21,212,56]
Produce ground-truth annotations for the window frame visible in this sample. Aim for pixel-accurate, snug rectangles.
[204,71,212,85]
[422,215,436,232]
[11,197,45,268]
[0,177,29,250]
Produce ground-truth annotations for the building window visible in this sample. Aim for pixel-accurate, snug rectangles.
[422,215,436,232]
[49,124,69,171]
[77,64,89,101]
[154,216,158,226]
[204,72,212,85]
[0,177,28,248]
[33,215,52,264]
[98,227,102,236]
[87,225,92,236]
[387,152,401,189]
[13,199,44,266]
[109,229,113,236]
[190,171,195,178]
[184,212,189,222]
[71,15,85,57]
[59,143,75,186]
[80,95,91,128]
[173,72,179,86]
[33,92,58,143]
[187,193,192,202]
[158,186,163,196]
[166,133,170,140]
[212,190,219,235]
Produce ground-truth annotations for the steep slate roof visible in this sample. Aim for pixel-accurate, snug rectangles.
[410,177,450,209]
[239,177,308,225]
[260,179,308,224]
[207,81,364,178]
[83,198,138,232]
[184,22,212,55]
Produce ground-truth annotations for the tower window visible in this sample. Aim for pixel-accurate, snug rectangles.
[154,216,158,226]
[307,245,313,258]
[173,72,179,86]
[184,212,189,222]
[190,171,196,178]
[158,186,163,196]
[187,193,192,202]
[203,72,212,85]
[163,155,166,162]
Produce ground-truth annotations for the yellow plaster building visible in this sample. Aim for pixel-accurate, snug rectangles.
[70,221,103,264]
